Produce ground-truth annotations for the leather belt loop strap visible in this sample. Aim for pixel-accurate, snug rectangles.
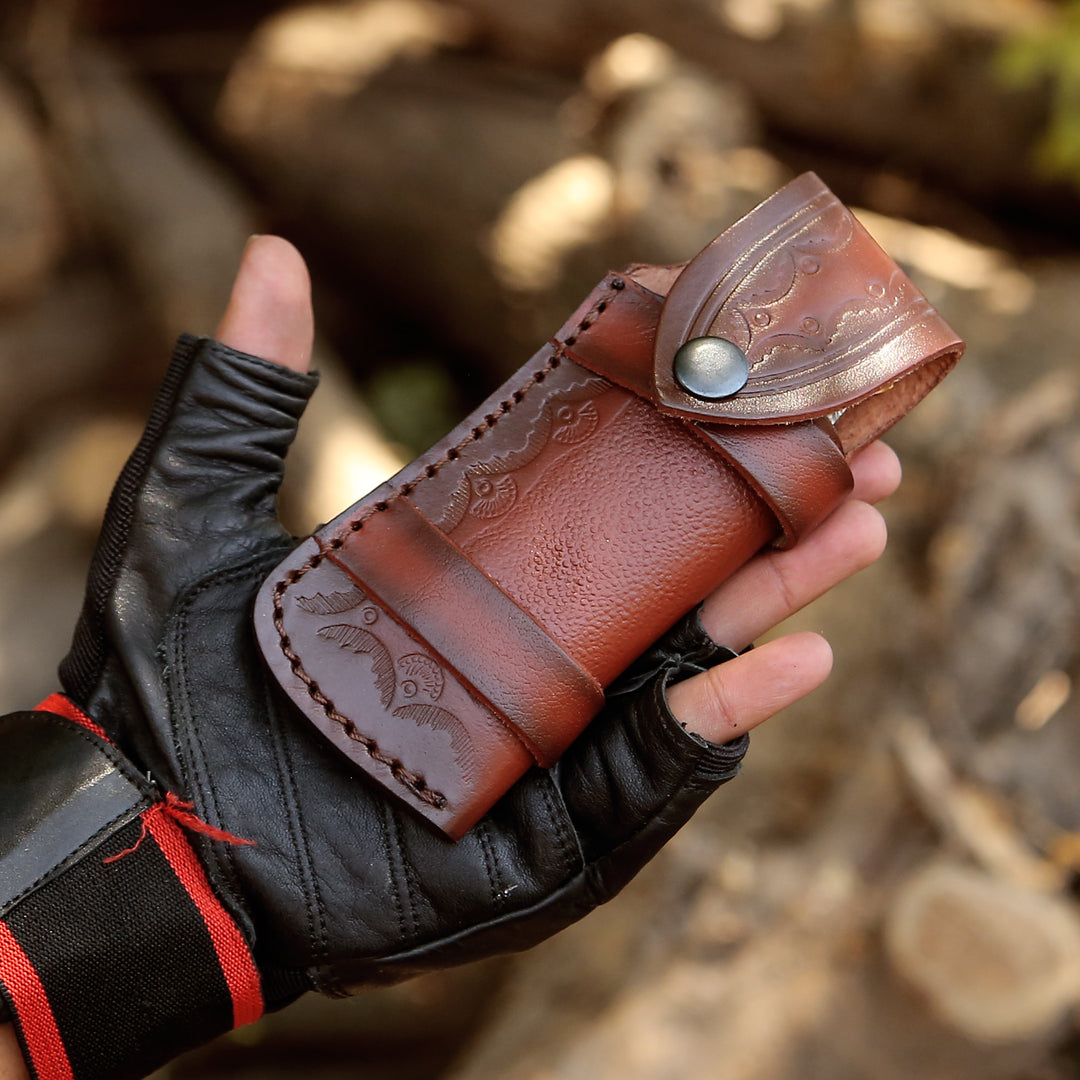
[324,497,605,767]
[557,272,853,546]
[694,419,853,548]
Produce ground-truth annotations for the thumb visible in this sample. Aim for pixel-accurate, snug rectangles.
[60,237,319,709]
[126,231,318,553]
[215,235,313,373]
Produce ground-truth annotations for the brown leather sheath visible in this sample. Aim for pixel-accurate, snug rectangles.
[254,173,964,839]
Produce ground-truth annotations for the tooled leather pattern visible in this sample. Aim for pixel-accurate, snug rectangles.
[269,281,627,814]
[259,176,962,839]
[299,587,477,783]
[651,173,960,425]
[434,381,607,533]
[701,198,928,391]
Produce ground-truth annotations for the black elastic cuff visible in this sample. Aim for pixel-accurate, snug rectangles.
[60,336,201,703]
[0,712,263,1080]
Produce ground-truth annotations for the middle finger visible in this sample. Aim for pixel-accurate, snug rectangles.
[699,498,887,650]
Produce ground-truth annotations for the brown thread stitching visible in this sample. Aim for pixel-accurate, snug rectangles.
[272,571,447,809]
[272,277,625,807]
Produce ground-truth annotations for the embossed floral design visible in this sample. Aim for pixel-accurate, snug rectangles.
[393,704,476,779]
[700,200,927,394]
[317,621,396,708]
[398,654,445,700]
[297,585,475,782]
[550,400,599,444]
[466,473,518,519]
[295,584,368,615]
[436,378,607,532]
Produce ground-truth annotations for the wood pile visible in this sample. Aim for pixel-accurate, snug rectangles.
[0,2,1077,1077]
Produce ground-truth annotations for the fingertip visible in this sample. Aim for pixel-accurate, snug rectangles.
[215,235,314,373]
[844,498,889,568]
[792,629,834,683]
[758,630,834,712]
[850,440,902,503]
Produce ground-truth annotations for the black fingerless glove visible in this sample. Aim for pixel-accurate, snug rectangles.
[0,337,747,1080]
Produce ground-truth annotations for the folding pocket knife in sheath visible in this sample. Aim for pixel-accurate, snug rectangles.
[254,172,964,839]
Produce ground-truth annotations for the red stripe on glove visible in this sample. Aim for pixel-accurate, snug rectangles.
[34,695,109,743]
[0,922,74,1080]
[145,812,264,1027]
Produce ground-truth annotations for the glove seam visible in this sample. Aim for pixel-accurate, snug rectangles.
[384,805,421,941]
[167,550,304,954]
[357,741,726,982]
[650,670,751,775]
[60,334,200,702]
[171,550,344,995]
[376,803,410,950]
[585,760,722,883]
[573,674,747,891]
[401,839,428,939]
[170,576,241,911]
[203,338,319,393]
[475,818,507,915]
[0,804,149,922]
[539,774,585,879]
[580,743,742,906]
[262,676,332,980]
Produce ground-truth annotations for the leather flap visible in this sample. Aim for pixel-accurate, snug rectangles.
[651,172,964,428]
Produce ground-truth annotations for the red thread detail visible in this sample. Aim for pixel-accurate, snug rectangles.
[0,922,75,1080]
[145,812,264,1028]
[160,793,258,848]
[104,794,256,865]
[102,817,150,865]
[34,693,110,742]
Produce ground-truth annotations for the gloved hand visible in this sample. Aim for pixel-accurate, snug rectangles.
[0,238,897,1080]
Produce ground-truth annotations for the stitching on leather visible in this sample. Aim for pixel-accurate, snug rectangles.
[539,775,581,879]
[272,565,450,810]
[272,278,626,807]
[386,808,420,937]
[264,676,332,978]
[171,551,340,989]
[476,819,505,912]
[7,709,150,793]
[378,802,409,941]
[171,563,249,899]
[397,820,425,938]
[0,809,148,920]
[583,681,747,866]
[0,710,151,913]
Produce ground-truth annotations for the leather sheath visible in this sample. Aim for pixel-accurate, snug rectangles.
[253,172,963,839]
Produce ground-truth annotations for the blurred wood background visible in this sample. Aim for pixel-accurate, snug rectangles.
[2,0,1080,1077]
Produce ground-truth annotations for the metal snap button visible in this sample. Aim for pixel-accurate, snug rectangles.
[673,336,750,400]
